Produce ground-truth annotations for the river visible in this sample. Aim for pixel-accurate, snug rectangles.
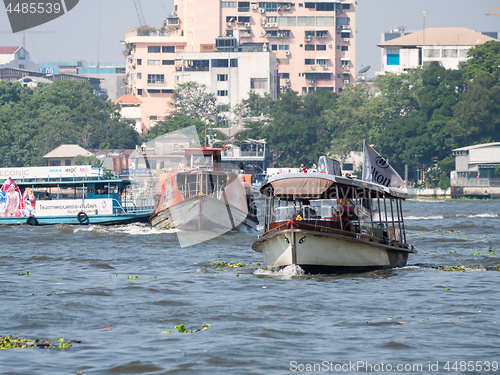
[1,199,499,374]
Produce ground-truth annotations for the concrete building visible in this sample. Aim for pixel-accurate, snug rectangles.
[450,142,500,198]
[0,46,36,71]
[114,94,144,133]
[38,61,126,101]
[377,28,495,74]
[124,0,354,132]
[43,145,94,167]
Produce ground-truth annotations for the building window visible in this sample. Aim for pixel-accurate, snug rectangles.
[305,59,315,65]
[265,30,291,38]
[343,163,353,170]
[217,90,229,96]
[302,87,307,94]
[137,89,143,95]
[150,116,158,120]
[65,160,71,166]
[148,46,161,53]
[50,160,61,166]
[148,74,165,84]
[279,16,296,26]
[298,16,315,26]
[162,60,175,65]
[316,59,327,65]
[238,1,250,12]
[259,2,278,12]
[18,65,25,69]
[162,46,175,53]
[279,44,290,50]
[217,74,228,81]
[137,73,142,79]
[316,44,327,50]
[266,16,278,23]
[162,89,174,93]
[148,89,161,93]
[442,49,458,58]
[342,3,350,9]
[148,60,161,65]
[305,45,315,51]
[304,2,315,9]
[280,72,290,79]
[337,74,341,78]
[335,17,349,26]
[316,2,334,11]
[316,30,328,38]
[315,16,334,26]
[221,1,237,7]
[425,48,440,58]
[137,59,142,65]
[341,46,348,51]
[386,48,400,65]
[238,16,250,23]
[250,78,267,89]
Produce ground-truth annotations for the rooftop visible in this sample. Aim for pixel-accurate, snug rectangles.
[378,28,495,47]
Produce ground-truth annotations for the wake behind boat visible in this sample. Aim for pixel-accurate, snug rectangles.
[150,147,258,232]
[252,156,416,274]
[0,165,153,225]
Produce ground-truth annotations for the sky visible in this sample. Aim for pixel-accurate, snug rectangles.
[1,0,499,78]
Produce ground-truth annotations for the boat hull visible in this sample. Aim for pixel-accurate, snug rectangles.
[0,212,152,226]
[252,228,412,274]
[150,195,257,231]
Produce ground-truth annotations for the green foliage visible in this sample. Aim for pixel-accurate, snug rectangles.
[461,40,500,86]
[438,172,451,190]
[0,80,140,167]
[495,164,500,176]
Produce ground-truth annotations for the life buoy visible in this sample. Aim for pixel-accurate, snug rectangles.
[26,216,39,226]
[77,211,88,223]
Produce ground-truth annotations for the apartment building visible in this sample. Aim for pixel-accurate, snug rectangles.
[124,0,354,132]
[377,28,495,74]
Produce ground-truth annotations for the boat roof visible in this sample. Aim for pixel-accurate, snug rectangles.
[260,172,408,200]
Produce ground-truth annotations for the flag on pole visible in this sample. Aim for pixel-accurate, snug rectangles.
[362,140,405,188]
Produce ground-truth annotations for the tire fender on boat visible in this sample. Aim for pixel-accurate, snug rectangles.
[77,211,88,223]
[26,216,39,226]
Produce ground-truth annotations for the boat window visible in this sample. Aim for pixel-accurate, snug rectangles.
[58,186,87,199]
[192,154,213,168]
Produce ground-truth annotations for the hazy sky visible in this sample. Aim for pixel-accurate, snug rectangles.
[1,0,499,78]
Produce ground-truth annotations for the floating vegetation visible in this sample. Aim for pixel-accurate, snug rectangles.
[1,336,74,350]
[19,271,31,277]
[126,276,139,279]
[212,260,245,268]
[438,264,500,272]
[167,323,212,333]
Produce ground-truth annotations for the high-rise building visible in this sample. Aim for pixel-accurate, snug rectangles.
[124,0,355,132]
[178,0,355,93]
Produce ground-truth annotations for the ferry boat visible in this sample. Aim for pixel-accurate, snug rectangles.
[0,165,153,225]
[150,147,258,232]
[252,157,416,274]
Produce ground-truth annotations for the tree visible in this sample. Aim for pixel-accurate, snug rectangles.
[172,82,219,122]
[438,172,451,190]
[461,40,500,86]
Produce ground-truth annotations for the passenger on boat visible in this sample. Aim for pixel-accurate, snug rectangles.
[44,192,51,200]
[341,213,356,233]
[301,200,317,219]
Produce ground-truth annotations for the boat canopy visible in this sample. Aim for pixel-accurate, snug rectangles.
[261,172,408,200]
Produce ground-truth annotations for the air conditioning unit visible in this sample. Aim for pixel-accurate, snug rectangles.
[342,25,350,29]
[343,66,350,71]
[245,22,250,27]
[259,8,265,13]
[251,5,257,9]
[322,65,327,69]
[227,22,232,27]
[285,50,290,55]
[336,9,339,13]
[343,80,349,84]
[328,44,333,48]
[343,38,349,42]
[310,80,315,83]
[285,79,290,83]
[284,5,291,10]
[305,37,311,42]
[310,65,316,70]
